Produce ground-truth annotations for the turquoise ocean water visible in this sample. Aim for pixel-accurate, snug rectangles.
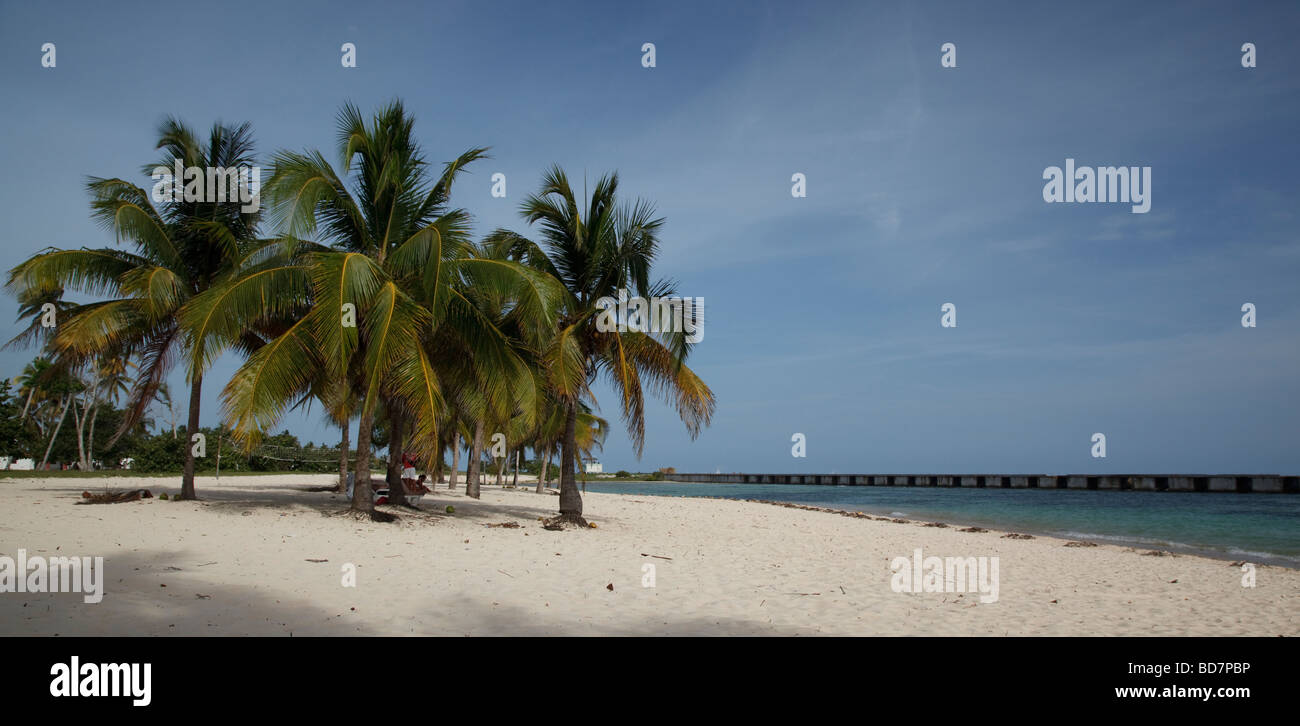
[581,481,1300,568]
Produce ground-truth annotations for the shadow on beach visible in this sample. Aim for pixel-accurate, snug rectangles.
[0,548,381,637]
[423,594,804,636]
[1,541,790,637]
[184,480,568,525]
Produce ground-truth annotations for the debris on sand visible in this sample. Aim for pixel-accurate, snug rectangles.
[1064,541,1098,548]
[77,489,153,504]
[1001,533,1035,540]
[484,522,522,529]
[327,509,398,523]
[542,513,590,531]
[745,499,890,522]
[958,526,988,533]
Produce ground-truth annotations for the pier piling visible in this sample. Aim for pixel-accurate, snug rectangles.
[659,473,1294,493]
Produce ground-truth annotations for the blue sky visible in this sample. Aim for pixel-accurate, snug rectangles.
[1,0,1297,474]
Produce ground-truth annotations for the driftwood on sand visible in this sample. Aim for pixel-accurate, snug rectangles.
[77,489,153,504]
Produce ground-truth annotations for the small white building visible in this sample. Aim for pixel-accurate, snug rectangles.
[583,461,603,474]
[7,457,34,471]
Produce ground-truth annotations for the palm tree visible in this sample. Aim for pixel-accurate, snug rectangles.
[434,237,552,499]
[85,354,133,467]
[70,353,133,469]
[154,382,178,438]
[531,396,606,493]
[486,167,715,526]
[575,410,609,465]
[14,357,54,420]
[183,101,562,518]
[446,419,462,489]
[6,117,263,498]
[32,359,81,469]
[333,405,354,492]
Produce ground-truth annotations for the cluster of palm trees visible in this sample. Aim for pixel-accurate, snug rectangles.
[9,354,136,470]
[7,100,714,524]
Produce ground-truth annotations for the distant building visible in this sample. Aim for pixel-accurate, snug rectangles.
[584,461,603,474]
[7,457,34,471]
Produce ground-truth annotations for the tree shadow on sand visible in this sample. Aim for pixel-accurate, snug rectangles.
[404,594,808,636]
[28,478,618,531]
[0,548,380,637]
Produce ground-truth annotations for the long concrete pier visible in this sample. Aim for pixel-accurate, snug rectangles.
[664,473,1299,493]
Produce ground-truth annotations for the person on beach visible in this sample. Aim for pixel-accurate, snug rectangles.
[401,454,422,494]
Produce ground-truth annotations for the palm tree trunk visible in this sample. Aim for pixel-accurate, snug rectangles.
[449,432,460,490]
[536,447,548,494]
[494,452,505,487]
[40,395,72,470]
[557,401,586,524]
[76,375,100,470]
[337,419,350,492]
[20,387,34,419]
[179,376,202,500]
[511,449,519,488]
[351,407,376,515]
[87,401,100,469]
[72,397,88,470]
[386,411,408,506]
[465,420,484,499]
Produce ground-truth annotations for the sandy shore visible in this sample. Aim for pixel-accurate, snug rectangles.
[1,474,1296,636]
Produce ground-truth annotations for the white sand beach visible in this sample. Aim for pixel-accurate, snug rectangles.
[1,474,1296,636]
